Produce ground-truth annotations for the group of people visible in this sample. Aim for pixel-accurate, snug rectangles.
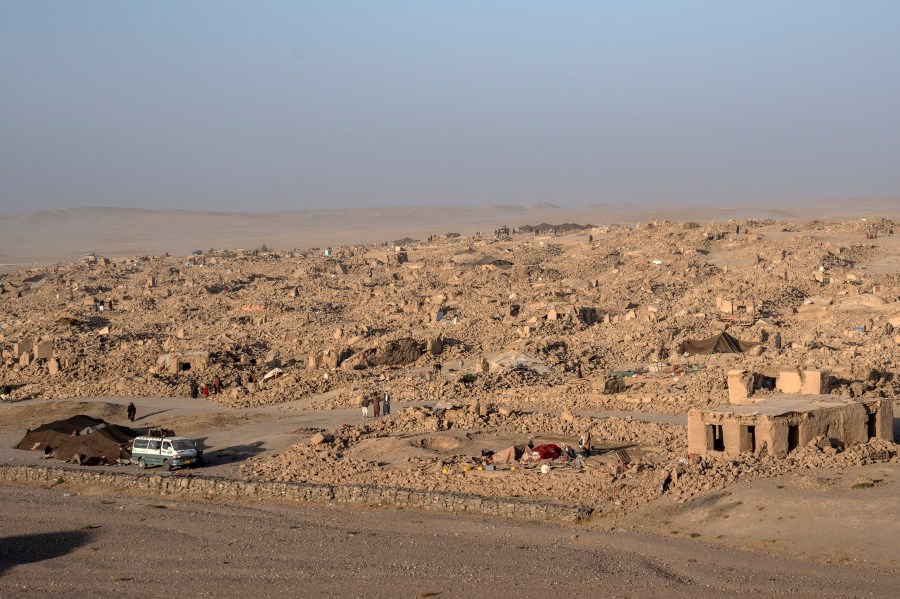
[189,373,254,398]
[361,392,391,418]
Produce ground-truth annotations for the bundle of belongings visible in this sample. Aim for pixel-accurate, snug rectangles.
[482,443,577,465]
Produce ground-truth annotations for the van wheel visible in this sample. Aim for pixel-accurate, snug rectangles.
[162,459,171,471]
[138,458,146,469]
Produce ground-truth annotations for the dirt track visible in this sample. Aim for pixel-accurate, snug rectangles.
[1,483,897,599]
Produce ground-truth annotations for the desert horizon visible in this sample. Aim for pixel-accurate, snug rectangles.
[3,197,900,271]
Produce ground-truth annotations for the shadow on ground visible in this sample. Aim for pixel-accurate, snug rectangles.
[203,441,266,466]
[0,530,91,575]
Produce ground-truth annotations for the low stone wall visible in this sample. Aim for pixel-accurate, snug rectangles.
[0,464,592,523]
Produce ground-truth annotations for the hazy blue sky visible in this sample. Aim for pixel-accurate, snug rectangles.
[1,2,898,213]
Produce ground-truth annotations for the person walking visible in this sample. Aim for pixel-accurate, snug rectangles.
[126,402,136,422]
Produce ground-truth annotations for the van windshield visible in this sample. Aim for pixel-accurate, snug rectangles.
[172,440,195,451]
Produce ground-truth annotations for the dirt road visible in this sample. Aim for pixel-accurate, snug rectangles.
[1,483,897,599]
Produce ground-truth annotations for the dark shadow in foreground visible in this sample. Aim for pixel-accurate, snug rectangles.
[0,530,92,575]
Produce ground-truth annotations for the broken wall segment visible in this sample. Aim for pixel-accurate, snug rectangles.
[728,367,830,404]
[688,394,892,458]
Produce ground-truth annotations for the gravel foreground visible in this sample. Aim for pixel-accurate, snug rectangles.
[0,483,896,598]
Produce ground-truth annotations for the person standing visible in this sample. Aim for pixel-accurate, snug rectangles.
[126,402,136,422]
[371,392,381,418]
[213,375,223,394]
[360,396,370,419]
[578,429,592,457]
[190,380,199,399]
[382,392,391,416]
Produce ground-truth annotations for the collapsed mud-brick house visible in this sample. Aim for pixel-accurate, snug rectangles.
[156,350,210,374]
[687,394,893,457]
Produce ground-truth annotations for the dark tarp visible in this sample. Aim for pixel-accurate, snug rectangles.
[343,338,422,370]
[679,331,759,356]
[16,415,137,464]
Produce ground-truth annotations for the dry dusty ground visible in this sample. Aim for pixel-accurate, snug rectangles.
[0,395,683,477]
[1,482,898,599]
[1,395,898,598]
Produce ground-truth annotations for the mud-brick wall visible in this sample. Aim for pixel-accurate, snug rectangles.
[0,464,593,523]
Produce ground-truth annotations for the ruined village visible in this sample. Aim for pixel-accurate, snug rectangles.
[1,215,897,527]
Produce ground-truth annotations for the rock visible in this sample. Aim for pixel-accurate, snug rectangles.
[309,432,334,445]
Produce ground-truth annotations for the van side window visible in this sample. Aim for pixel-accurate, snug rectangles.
[133,439,149,450]
[148,440,160,450]
[162,441,172,451]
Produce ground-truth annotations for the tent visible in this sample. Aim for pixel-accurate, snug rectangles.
[16,415,137,465]
[679,331,759,356]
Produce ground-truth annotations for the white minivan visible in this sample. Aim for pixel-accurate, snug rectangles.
[131,436,203,470]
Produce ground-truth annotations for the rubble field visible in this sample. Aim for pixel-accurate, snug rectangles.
[2,216,899,515]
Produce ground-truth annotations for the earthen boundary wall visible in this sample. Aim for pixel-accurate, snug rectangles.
[0,464,592,523]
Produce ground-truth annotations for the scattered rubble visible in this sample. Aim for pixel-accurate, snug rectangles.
[2,217,899,514]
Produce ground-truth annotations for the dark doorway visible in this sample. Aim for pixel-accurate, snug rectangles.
[180,362,191,371]
[746,425,756,452]
[787,425,800,451]
[709,424,725,452]
[867,413,878,439]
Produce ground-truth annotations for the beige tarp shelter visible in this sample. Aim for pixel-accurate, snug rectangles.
[680,331,758,356]
[16,415,137,464]
[491,444,526,464]
[473,256,513,269]
[486,352,550,374]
